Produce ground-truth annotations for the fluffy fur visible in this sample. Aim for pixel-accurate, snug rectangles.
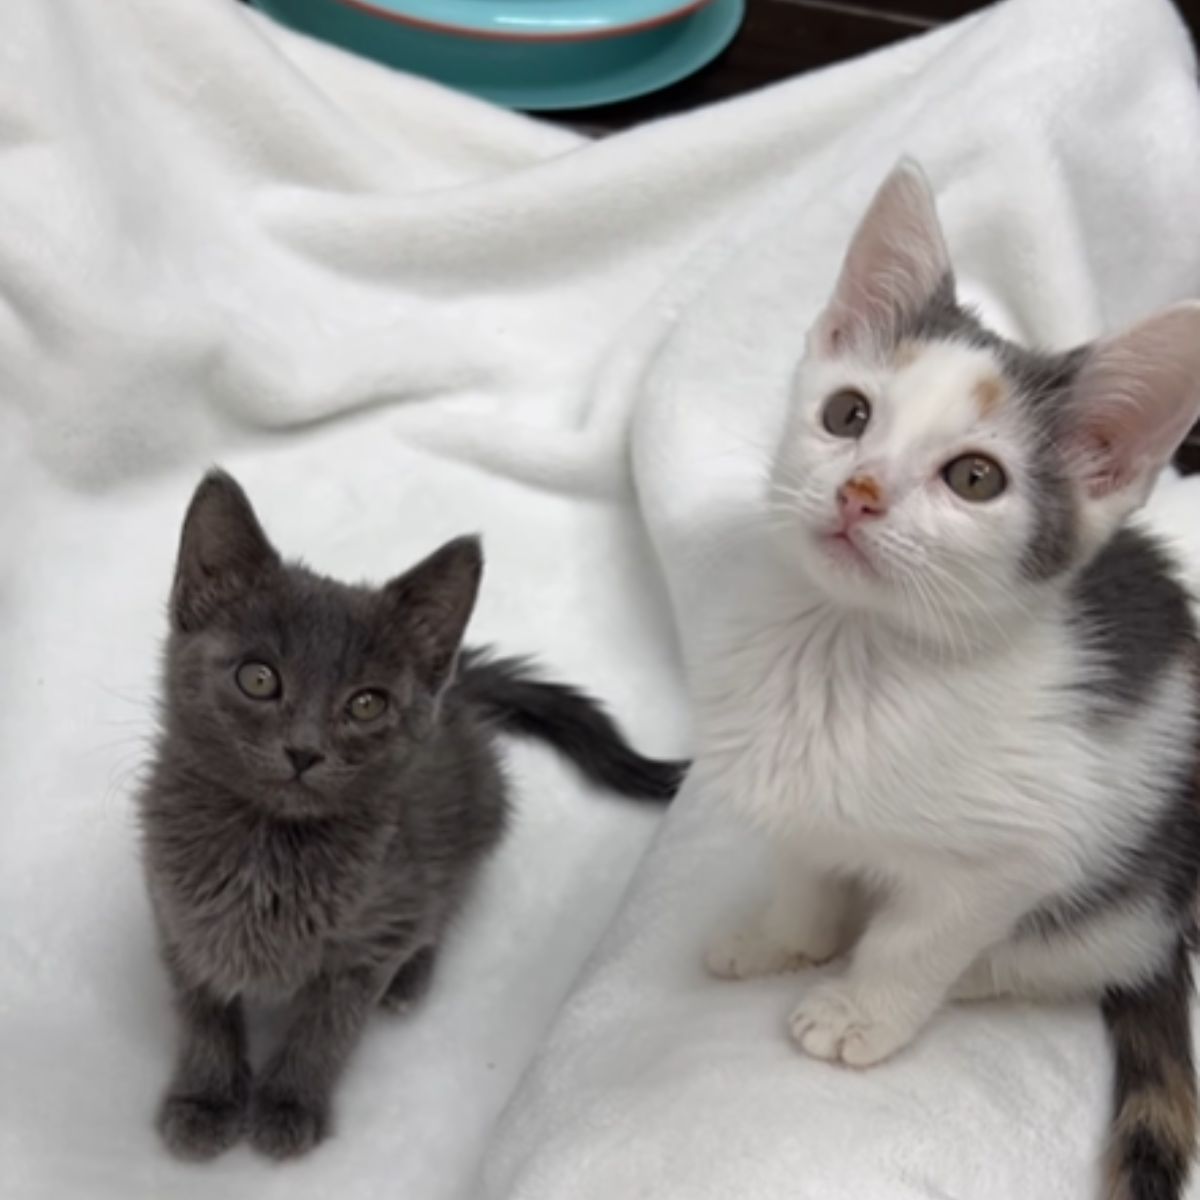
[140,470,683,1162]
[700,161,1200,1200]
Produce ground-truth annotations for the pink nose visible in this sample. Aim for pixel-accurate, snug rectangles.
[837,475,887,526]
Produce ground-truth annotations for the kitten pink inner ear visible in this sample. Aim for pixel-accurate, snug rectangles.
[1068,303,1200,499]
[813,159,952,357]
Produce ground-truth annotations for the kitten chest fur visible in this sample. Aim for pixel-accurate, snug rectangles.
[144,778,412,1001]
[695,592,1195,895]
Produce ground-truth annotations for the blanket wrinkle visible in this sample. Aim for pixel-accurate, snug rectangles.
[477,1,1200,1198]
[3,1,1200,1199]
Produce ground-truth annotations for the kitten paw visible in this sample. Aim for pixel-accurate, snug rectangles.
[705,928,807,980]
[789,983,919,1067]
[157,1091,246,1160]
[380,946,437,1014]
[248,1090,328,1160]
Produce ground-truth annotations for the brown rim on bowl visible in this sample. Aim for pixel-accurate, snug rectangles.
[334,0,715,43]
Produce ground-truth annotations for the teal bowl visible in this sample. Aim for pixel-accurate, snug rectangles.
[249,0,745,111]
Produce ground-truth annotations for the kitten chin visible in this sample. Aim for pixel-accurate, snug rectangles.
[140,469,685,1163]
[707,159,1200,1200]
[255,779,340,821]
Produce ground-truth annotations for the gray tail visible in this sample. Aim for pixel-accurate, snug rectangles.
[458,650,686,803]
[1101,944,1197,1200]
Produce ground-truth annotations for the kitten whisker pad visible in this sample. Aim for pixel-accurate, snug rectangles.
[698,158,1200,1200]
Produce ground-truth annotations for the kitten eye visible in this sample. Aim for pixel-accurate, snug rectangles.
[821,389,872,438]
[236,661,281,700]
[942,454,1007,502]
[347,690,388,723]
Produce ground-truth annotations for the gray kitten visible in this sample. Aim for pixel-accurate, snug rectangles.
[140,470,683,1161]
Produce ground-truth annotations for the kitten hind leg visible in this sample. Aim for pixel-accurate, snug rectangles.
[950,901,1178,1003]
[380,944,438,1014]
[156,964,250,1161]
[707,854,857,980]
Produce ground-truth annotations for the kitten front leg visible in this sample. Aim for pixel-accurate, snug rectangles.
[707,853,855,980]
[789,874,1027,1068]
[249,965,383,1160]
[156,964,250,1160]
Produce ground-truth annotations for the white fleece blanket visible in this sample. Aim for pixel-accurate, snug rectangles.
[477,1,1200,1198]
[1,2,1198,1200]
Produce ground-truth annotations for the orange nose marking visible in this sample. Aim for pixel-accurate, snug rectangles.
[843,474,883,505]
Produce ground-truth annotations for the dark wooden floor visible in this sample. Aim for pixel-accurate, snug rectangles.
[545,0,1200,473]
[552,1,942,132]
[554,0,1200,133]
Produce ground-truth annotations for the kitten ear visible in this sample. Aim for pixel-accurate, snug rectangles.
[384,535,483,698]
[1063,303,1200,502]
[171,470,280,632]
[812,158,952,357]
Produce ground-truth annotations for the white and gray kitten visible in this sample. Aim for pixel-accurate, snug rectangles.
[700,161,1200,1200]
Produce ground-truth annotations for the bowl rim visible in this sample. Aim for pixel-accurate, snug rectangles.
[333,0,715,42]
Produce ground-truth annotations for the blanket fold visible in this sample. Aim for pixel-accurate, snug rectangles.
[3,1,1198,1199]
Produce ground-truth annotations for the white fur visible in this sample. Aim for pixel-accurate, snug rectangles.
[772,338,1049,637]
[700,167,1200,1068]
[699,554,1195,1063]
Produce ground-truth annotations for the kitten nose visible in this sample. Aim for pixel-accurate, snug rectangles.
[285,746,325,776]
[837,475,887,526]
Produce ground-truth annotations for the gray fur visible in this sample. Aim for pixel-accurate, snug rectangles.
[901,283,1200,948]
[895,268,1199,719]
[1018,744,1198,942]
[899,273,1088,582]
[141,470,682,1161]
[1072,527,1197,714]
[1021,549,1199,943]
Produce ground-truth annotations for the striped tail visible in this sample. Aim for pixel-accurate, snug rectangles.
[1102,944,1197,1200]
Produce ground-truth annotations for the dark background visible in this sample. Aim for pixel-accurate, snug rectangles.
[552,0,1200,133]
[544,0,1200,473]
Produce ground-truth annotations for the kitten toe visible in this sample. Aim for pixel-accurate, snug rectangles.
[248,1090,328,1160]
[157,1091,246,1160]
[788,984,918,1067]
[705,927,806,980]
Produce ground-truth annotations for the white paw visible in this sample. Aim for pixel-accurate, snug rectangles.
[705,927,806,980]
[788,983,919,1067]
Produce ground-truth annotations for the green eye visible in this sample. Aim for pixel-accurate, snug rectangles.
[942,454,1007,502]
[236,661,281,700]
[821,389,872,438]
[347,690,388,722]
